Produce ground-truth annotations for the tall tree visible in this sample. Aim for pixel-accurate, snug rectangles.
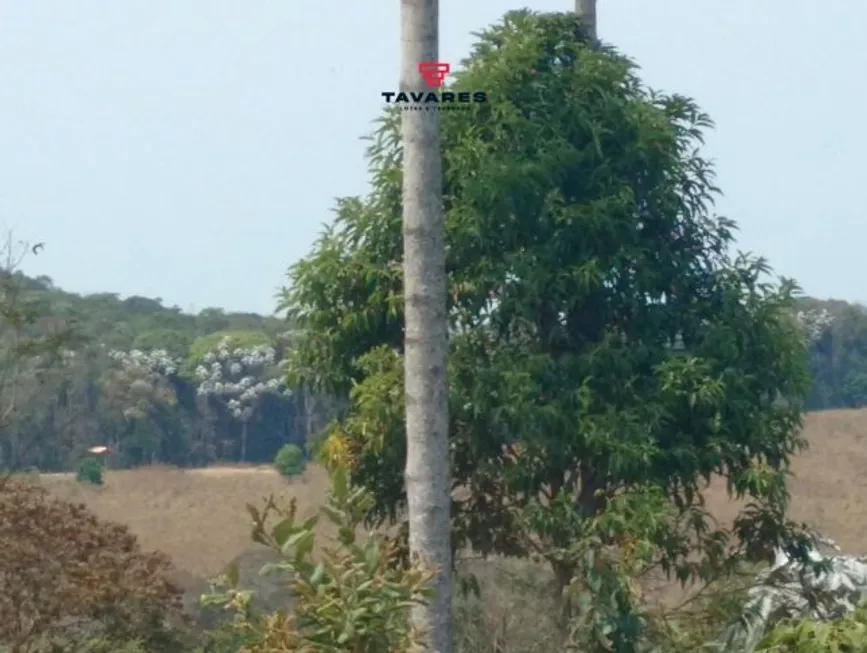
[400,0,452,651]
[283,8,814,637]
[575,0,597,39]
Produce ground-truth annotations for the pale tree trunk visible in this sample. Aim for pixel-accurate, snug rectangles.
[400,0,452,651]
[575,0,597,40]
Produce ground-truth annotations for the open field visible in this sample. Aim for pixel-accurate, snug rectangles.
[34,408,867,593]
[40,463,330,578]
[25,408,867,649]
[704,408,867,555]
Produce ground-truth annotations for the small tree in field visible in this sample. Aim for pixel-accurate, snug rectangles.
[0,479,183,652]
[280,8,813,645]
[76,455,104,485]
[273,443,305,478]
[192,335,287,462]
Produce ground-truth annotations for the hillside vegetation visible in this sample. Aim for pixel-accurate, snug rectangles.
[2,270,867,478]
[20,407,867,652]
[0,269,334,473]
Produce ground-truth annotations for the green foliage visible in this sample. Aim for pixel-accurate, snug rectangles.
[650,567,760,653]
[799,297,867,410]
[273,443,306,478]
[71,639,150,653]
[0,239,79,476]
[76,456,104,485]
[281,7,813,609]
[202,468,434,652]
[132,328,194,360]
[755,601,867,652]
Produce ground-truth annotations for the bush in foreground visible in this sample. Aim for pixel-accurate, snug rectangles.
[0,479,185,652]
[203,468,433,652]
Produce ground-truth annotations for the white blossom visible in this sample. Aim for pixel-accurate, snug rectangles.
[795,308,834,345]
[108,348,179,376]
[193,337,288,422]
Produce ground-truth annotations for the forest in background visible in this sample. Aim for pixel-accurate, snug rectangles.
[0,267,862,473]
[0,269,336,472]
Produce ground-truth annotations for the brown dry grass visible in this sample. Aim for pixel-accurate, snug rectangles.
[40,464,331,578]
[35,408,867,585]
[27,409,867,651]
[700,409,867,556]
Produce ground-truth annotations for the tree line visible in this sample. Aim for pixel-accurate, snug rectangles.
[0,258,864,475]
[0,266,333,472]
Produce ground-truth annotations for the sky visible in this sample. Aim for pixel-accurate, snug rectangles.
[1,1,864,315]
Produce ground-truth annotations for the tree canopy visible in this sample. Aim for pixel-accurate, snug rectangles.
[281,9,813,591]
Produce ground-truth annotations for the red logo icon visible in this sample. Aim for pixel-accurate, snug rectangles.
[418,62,450,88]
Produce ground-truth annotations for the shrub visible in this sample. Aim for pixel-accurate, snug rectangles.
[203,468,434,652]
[273,443,305,478]
[0,479,183,652]
[755,601,867,651]
[77,456,104,485]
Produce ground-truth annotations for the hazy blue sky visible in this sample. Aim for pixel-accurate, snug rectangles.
[2,1,864,315]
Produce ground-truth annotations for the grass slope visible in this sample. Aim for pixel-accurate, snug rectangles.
[37,408,867,584]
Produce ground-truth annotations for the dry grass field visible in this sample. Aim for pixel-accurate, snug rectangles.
[33,408,867,617]
[40,464,331,579]
[702,409,867,555]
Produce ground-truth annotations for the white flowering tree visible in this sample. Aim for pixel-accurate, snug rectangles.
[193,337,288,462]
[794,307,834,345]
[105,348,178,419]
[100,348,180,463]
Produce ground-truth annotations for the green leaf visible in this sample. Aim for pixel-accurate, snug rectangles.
[281,529,315,557]
[278,8,813,618]
[309,562,326,587]
[271,517,298,548]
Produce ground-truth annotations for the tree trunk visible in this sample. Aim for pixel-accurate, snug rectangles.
[552,558,577,629]
[575,0,597,40]
[400,0,452,651]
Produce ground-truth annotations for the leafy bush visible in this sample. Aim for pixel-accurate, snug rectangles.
[756,601,867,652]
[202,468,434,652]
[77,456,104,485]
[273,443,305,478]
[0,479,183,652]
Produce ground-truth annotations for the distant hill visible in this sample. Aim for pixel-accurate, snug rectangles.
[13,272,283,357]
